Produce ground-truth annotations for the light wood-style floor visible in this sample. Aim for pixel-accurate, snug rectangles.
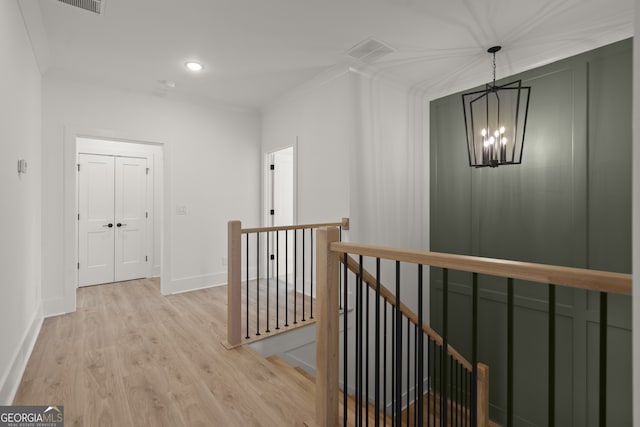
[242,277,315,344]
[14,278,316,426]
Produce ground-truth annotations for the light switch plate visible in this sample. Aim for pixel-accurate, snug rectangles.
[17,159,27,174]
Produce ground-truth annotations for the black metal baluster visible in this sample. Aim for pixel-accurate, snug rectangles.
[442,268,449,427]
[600,292,608,427]
[450,354,454,426]
[276,231,280,330]
[355,266,361,427]
[285,230,289,327]
[452,358,456,427]
[395,261,402,427]
[359,256,364,427]
[453,358,457,427]
[293,229,297,324]
[433,339,437,427]
[366,275,370,427]
[266,231,270,333]
[471,272,478,427]
[407,317,410,425]
[458,362,462,427]
[466,368,470,427]
[413,324,422,426]
[548,284,555,427]
[507,277,514,427]
[256,232,260,336]
[339,226,343,310]
[245,234,250,339]
[344,253,349,425]
[418,265,424,427]
[427,337,431,427]
[392,299,396,423]
[302,229,306,322]
[375,258,381,427]
[384,299,388,427]
[310,229,314,319]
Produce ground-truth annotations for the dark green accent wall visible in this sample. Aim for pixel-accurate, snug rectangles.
[429,39,631,426]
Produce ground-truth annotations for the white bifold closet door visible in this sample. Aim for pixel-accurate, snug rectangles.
[78,154,148,287]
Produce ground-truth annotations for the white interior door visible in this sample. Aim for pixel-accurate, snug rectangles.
[271,147,294,227]
[78,154,115,287]
[78,154,148,286]
[114,156,148,282]
[267,146,295,279]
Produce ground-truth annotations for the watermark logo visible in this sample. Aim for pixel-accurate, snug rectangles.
[0,405,64,427]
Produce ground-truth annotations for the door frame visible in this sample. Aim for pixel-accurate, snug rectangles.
[263,142,298,227]
[60,127,167,316]
[76,138,158,283]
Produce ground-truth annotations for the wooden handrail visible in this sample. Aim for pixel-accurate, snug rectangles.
[331,242,631,295]
[342,255,472,371]
[241,217,349,234]
[317,228,491,427]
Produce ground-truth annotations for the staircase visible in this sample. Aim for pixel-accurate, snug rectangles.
[266,355,501,427]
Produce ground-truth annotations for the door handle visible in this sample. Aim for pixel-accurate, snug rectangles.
[103,223,114,228]
[117,223,127,227]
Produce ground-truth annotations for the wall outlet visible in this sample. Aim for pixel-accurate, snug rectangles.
[175,205,187,215]
[222,256,228,266]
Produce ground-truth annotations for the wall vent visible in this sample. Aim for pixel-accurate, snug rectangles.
[56,0,104,15]
[346,38,395,64]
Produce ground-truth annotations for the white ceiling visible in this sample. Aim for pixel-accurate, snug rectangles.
[24,0,634,110]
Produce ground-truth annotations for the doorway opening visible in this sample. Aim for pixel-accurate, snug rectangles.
[76,137,163,287]
[266,145,295,227]
[265,145,296,278]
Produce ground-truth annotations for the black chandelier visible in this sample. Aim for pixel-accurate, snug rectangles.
[462,46,531,168]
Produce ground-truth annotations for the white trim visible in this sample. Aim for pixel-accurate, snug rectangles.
[17,0,51,74]
[0,302,43,404]
[166,272,227,295]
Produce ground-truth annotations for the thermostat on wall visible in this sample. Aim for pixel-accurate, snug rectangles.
[17,159,27,174]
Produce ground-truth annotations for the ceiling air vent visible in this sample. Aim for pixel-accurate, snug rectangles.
[56,0,104,15]
[346,38,395,64]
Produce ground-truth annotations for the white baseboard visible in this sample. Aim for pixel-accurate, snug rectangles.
[0,302,43,404]
[166,272,227,295]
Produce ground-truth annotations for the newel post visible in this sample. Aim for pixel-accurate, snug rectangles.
[315,226,340,427]
[477,362,490,427]
[226,220,242,348]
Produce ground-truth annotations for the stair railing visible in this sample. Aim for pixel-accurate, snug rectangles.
[315,227,631,427]
[225,218,349,348]
[340,253,489,426]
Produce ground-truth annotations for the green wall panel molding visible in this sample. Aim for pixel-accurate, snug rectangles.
[430,39,632,427]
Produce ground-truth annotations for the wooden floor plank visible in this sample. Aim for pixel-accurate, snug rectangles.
[13,278,318,426]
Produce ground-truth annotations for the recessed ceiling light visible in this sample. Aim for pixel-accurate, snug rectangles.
[185,61,204,72]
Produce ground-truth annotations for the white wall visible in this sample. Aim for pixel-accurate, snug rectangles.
[42,76,261,314]
[262,65,429,245]
[260,66,430,408]
[0,0,43,404]
[350,71,429,251]
[262,68,354,226]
